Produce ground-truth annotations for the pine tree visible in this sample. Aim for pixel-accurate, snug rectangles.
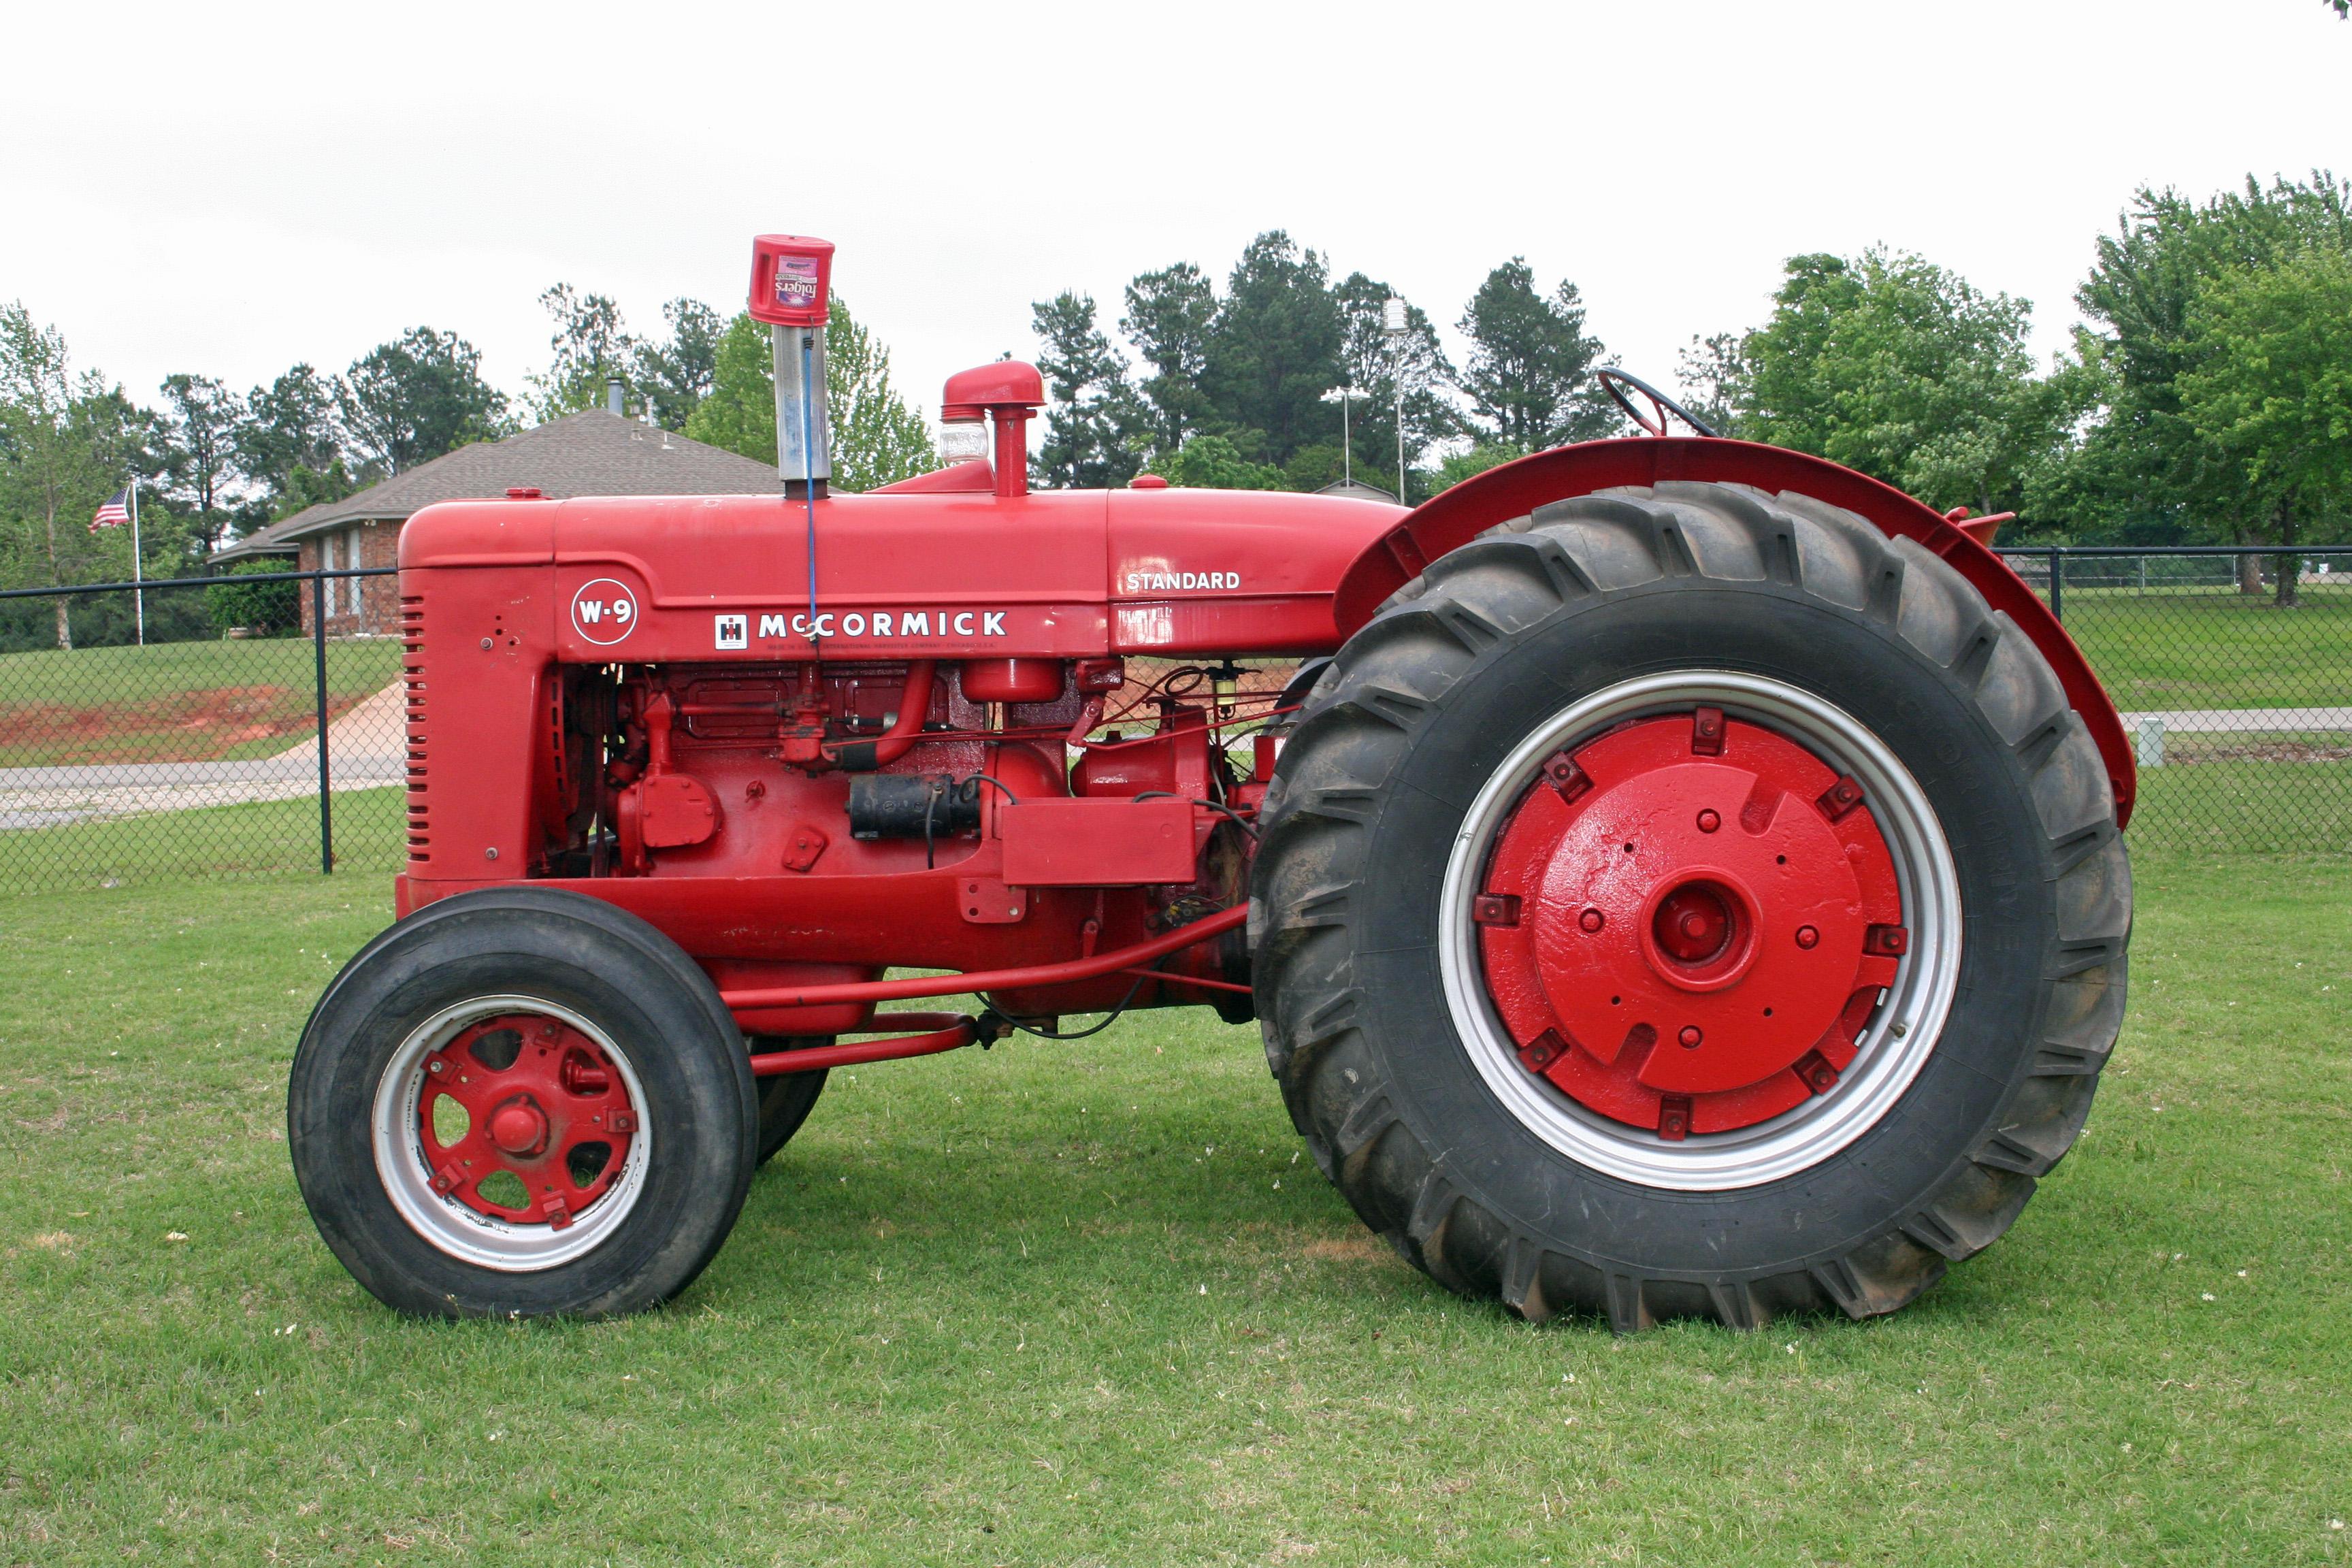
[1031,291,1146,489]
[1201,233,1344,467]
[1120,263,1217,455]
[1458,259,1615,451]
[527,284,636,422]
[634,299,725,431]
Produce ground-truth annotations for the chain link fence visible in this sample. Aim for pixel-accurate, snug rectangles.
[0,568,404,894]
[1999,546,2352,854]
[1,547,2346,894]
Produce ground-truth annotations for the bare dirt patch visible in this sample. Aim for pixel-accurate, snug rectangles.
[0,686,373,768]
[1300,1233,1390,1263]
[2172,740,2352,765]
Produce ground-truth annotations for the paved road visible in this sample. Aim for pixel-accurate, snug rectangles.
[2119,705,2352,734]
[4,688,2345,831]
[0,681,406,830]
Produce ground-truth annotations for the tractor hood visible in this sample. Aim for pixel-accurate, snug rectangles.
[399,484,1405,664]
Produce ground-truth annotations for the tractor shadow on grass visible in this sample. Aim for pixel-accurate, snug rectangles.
[701,1041,1446,1316]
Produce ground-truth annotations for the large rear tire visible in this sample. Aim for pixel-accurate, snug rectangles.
[746,1045,830,1165]
[289,887,760,1318]
[1252,481,2129,1328]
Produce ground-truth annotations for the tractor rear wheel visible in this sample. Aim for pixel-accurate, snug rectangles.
[745,1045,830,1164]
[289,887,759,1318]
[1252,481,2129,1328]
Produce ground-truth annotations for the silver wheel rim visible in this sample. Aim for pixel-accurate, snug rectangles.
[370,994,653,1271]
[1437,671,1963,1191]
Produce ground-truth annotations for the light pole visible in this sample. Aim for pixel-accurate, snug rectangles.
[1382,297,1409,502]
[1320,386,1373,487]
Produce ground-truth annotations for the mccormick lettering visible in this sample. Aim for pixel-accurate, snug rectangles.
[749,609,1011,640]
[1122,570,1241,593]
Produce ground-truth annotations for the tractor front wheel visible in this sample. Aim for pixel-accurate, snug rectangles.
[289,887,759,1318]
[1252,481,2129,1328]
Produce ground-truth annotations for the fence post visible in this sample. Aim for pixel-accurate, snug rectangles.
[314,572,333,875]
[2048,548,2063,623]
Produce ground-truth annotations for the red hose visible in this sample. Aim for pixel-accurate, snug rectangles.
[717,904,1247,1011]
[855,659,936,768]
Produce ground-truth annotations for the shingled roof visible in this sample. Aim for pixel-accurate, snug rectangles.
[212,410,781,562]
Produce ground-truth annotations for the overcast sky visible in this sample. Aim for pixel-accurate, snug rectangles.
[3,1,2345,442]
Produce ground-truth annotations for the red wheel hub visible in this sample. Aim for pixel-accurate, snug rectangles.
[416,1013,639,1228]
[1475,711,1905,1139]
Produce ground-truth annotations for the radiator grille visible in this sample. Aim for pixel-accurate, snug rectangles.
[402,595,428,862]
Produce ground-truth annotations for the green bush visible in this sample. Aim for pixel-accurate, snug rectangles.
[204,559,301,637]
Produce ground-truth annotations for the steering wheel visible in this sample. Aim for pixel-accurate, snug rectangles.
[1596,368,1720,439]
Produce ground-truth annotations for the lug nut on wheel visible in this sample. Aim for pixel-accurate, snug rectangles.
[1696,808,1720,833]
[1578,908,1605,933]
[1795,925,1819,949]
[1678,1025,1703,1048]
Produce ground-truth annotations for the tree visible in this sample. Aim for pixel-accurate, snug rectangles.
[1458,259,1616,451]
[1431,443,1527,493]
[2176,248,2352,604]
[1200,232,1343,467]
[205,557,301,636]
[237,363,342,504]
[683,313,774,465]
[526,284,636,422]
[1335,273,1458,500]
[634,299,723,431]
[1143,434,1287,491]
[1120,263,1217,455]
[1729,248,2074,517]
[1030,291,1146,489]
[2067,174,2352,568]
[683,300,936,492]
[824,299,936,493]
[338,328,506,478]
[0,304,155,646]
[158,372,244,552]
[1675,331,1748,437]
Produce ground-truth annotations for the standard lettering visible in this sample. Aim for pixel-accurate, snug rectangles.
[758,613,790,638]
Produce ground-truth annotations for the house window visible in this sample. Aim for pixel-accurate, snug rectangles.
[323,534,338,617]
[346,527,364,624]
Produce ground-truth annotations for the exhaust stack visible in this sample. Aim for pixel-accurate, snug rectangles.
[748,235,836,496]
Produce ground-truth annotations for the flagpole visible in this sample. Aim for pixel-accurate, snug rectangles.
[129,478,145,646]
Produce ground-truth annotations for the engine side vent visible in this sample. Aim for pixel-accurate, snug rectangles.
[402,595,429,862]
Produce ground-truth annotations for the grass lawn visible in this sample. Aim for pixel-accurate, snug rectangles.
[0,639,403,770]
[0,789,406,898]
[2055,586,2352,713]
[3,853,2349,1565]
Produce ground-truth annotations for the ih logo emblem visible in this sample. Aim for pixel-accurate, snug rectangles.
[714,613,749,649]
[570,579,638,646]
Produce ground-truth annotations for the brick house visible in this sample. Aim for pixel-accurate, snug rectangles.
[212,408,781,637]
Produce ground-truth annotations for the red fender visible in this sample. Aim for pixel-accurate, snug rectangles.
[1333,438,2134,826]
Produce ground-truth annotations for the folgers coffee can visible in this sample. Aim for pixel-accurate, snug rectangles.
[747,235,834,326]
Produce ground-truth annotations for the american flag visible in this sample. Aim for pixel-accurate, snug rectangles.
[90,489,131,532]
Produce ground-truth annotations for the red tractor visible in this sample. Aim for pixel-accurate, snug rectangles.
[289,235,2133,1329]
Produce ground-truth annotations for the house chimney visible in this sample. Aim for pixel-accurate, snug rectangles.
[605,378,625,416]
